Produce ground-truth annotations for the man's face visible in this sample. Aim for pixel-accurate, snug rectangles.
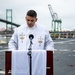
[25,16,37,27]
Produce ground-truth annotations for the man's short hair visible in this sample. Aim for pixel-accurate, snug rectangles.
[26,10,37,18]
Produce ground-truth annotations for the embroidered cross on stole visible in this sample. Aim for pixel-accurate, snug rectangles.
[19,33,25,43]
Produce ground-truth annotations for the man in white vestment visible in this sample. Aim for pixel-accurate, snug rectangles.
[8,10,54,51]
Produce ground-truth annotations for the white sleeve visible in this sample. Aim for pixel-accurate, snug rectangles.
[8,29,18,50]
[44,31,54,51]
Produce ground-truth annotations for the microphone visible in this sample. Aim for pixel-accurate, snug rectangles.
[29,34,34,40]
[28,34,34,51]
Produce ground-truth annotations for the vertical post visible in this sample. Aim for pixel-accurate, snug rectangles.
[6,9,13,34]
[51,20,53,32]
[54,21,56,32]
[6,9,12,43]
[5,51,12,75]
[46,51,53,75]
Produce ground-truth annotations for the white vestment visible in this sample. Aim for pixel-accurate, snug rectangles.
[8,23,54,50]
[12,50,46,75]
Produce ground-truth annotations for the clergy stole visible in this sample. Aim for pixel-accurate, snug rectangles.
[5,50,53,75]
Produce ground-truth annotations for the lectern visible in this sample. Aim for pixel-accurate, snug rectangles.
[5,50,53,75]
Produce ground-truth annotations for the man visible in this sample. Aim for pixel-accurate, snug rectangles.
[8,10,54,51]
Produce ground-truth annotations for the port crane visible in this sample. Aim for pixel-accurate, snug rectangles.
[48,4,62,32]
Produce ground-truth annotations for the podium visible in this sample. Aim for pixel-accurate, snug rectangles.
[5,50,53,75]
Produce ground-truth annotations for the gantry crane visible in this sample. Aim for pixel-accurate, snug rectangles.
[48,4,62,32]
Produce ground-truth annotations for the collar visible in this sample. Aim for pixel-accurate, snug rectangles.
[26,24,37,30]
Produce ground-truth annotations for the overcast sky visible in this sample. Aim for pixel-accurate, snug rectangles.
[0,0,75,31]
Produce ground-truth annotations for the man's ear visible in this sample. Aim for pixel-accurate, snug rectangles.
[36,18,38,22]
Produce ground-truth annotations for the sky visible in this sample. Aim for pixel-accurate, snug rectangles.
[0,0,75,31]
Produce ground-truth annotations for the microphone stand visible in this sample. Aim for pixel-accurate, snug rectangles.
[27,40,33,75]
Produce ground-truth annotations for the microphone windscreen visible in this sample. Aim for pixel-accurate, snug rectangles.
[29,34,34,40]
